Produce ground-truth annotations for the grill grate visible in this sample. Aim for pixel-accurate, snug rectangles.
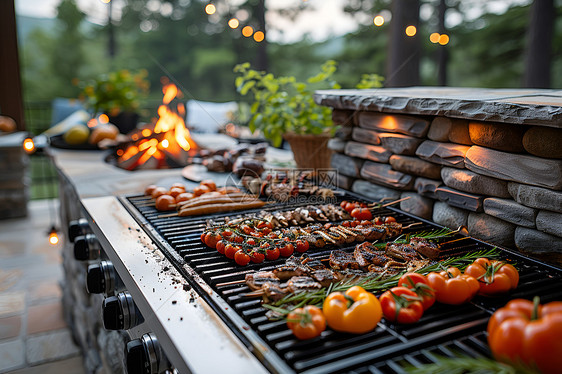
[121,193,562,373]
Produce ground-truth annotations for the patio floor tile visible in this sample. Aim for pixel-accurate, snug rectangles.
[26,302,66,335]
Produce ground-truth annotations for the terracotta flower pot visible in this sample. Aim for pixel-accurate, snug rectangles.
[283,132,333,169]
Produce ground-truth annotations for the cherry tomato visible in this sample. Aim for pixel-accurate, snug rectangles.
[340,201,349,210]
[250,251,265,264]
[144,184,157,196]
[287,305,326,340]
[240,224,254,235]
[200,232,207,243]
[216,240,226,255]
[224,244,238,259]
[343,202,357,213]
[465,258,519,297]
[385,216,397,223]
[232,235,244,244]
[374,217,383,225]
[261,227,272,235]
[380,287,424,324]
[351,207,372,221]
[427,267,479,305]
[279,243,294,257]
[155,195,176,211]
[222,230,233,237]
[175,192,193,203]
[234,250,251,266]
[168,187,184,198]
[151,186,168,199]
[398,273,436,311]
[265,246,280,261]
[295,240,309,253]
[204,232,221,248]
[341,221,350,227]
[200,179,217,191]
[246,238,256,246]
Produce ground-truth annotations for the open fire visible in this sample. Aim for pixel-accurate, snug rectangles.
[113,83,199,171]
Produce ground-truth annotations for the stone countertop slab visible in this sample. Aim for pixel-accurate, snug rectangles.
[314,87,562,128]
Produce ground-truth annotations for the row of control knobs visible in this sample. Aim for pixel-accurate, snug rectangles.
[69,219,170,374]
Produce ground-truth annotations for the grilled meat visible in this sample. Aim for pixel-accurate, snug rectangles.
[329,250,361,270]
[383,222,403,238]
[245,271,280,291]
[310,269,342,287]
[354,242,391,268]
[410,237,441,259]
[286,276,322,293]
[263,282,288,302]
[385,243,419,262]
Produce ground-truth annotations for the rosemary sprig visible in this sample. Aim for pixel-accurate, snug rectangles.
[404,355,539,374]
[264,248,502,315]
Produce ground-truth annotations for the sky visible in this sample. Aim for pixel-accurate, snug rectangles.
[15,0,360,44]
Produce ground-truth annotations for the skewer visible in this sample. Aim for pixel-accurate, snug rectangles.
[243,289,266,297]
[404,222,423,229]
[439,236,472,246]
[216,279,247,287]
[157,212,179,218]
[368,196,412,210]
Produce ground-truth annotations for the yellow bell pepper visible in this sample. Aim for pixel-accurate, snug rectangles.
[322,286,382,334]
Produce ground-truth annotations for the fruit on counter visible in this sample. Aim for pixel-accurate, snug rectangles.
[0,115,16,133]
[287,305,326,340]
[426,267,479,305]
[63,124,90,145]
[379,286,424,324]
[398,273,436,311]
[487,297,562,374]
[89,124,119,144]
[464,258,519,297]
[323,286,382,334]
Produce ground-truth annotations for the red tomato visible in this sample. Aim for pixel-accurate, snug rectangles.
[234,250,250,266]
[351,207,372,221]
[155,195,176,211]
[426,267,479,305]
[465,258,519,297]
[204,232,221,248]
[385,216,397,223]
[240,224,254,235]
[222,230,233,237]
[265,246,280,261]
[232,235,244,243]
[287,305,326,340]
[200,232,207,243]
[398,273,436,311]
[216,240,226,255]
[250,251,265,264]
[295,240,309,253]
[246,238,256,246]
[374,217,383,225]
[380,286,424,324]
[224,244,238,259]
[175,192,193,203]
[279,243,294,257]
[340,201,349,210]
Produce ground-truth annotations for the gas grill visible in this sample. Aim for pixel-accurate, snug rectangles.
[79,191,562,374]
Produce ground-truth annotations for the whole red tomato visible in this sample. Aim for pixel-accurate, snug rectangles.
[398,273,436,311]
[379,286,424,324]
[215,240,226,255]
[204,232,221,249]
[295,240,309,253]
[350,207,373,221]
[465,258,519,296]
[426,267,479,305]
[287,305,326,340]
[279,243,294,257]
[487,297,562,374]
[234,250,251,266]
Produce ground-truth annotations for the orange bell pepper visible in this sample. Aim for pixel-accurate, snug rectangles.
[322,286,382,334]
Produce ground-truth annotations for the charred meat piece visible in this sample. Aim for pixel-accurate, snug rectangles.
[244,271,280,291]
[263,283,289,302]
[299,254,326,270]
[329,250,361,270]
[310,269,342,287]
[383,222,403,238]
[410,237,441,259]
[272,256,308,280]
[353,242,391,268]
[363,226,388,241]
[286,276,322,293]
[407,259,432,272]
[385,243,419,262]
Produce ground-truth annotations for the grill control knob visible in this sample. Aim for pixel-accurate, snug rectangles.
[126,333,170,374]
[74,234,101,261]
[102,291,143,330]
[68,218,89,243]
[87,261,119,295]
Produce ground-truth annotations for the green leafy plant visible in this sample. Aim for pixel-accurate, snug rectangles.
[234,61,383,147]
[78,69,150,117]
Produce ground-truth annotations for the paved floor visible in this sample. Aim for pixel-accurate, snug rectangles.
[0,200,85,374]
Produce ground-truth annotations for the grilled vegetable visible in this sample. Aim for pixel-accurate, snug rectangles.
[465,258,519,296]
[350,207,372,221]
[323,286,382,334]
[379,286,424,324]
[426,267,479,305]
[398,273,436,311]
[487,297,562,374]
[287,305,326,340]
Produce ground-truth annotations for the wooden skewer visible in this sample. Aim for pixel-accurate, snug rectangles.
[216,279,247,287]
[404,222,423,229]
[368,196,412,210]
[440,236,472,246]
[243,289,265,297]
[157,212,179,218]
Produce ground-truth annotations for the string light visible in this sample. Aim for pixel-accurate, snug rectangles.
[23,138,35,154]
[205,3,216,15]
[373,16,384,27]
[438,34,450,45]
[405,25,417,37]
[430,32,440,43]
[242,26,254,37]
[253,31,265,42]
[228,18,239,29]
[48,226,59,245]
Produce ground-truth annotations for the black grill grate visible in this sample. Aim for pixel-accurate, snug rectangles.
[121,193,562,373]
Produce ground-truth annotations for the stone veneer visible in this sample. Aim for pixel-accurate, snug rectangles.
[0,133,29,219]
[316,87,562,262]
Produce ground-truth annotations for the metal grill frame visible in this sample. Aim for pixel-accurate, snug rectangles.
[118,192,562,374]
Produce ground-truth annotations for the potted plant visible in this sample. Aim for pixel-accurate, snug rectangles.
[234,61,383,169]
[78,69,150,134]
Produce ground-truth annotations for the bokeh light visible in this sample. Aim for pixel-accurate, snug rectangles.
[23,138,35,153]
[242,26,254,37]
[253,31,265,42]
[430,32,440,43]
[228,18,239,29]
[405,25,417,37]
[439,34,450,45]
[373,16,384,27]
[205,3,216,15]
